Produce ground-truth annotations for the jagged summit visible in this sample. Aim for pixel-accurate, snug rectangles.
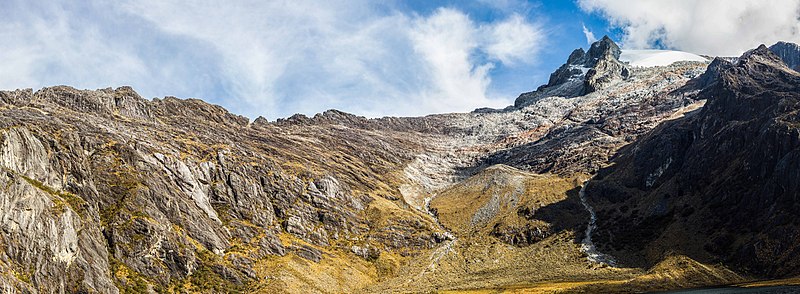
[587,35,622,60]
[691,57,734,89]
[514,35,630,107]
[739,44,784,64]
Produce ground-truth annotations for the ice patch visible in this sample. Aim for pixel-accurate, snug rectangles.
[620,50,708,67]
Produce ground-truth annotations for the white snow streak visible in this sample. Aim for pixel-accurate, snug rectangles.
[578,181,616,266]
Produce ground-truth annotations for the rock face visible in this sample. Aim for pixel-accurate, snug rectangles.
[587,45,800,276]
[769,41,800,71]
[514,36,630,107]
[0,86,450,293]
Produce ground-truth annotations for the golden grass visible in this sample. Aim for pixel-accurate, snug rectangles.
[250,234,379,293]
[737,276,800,287]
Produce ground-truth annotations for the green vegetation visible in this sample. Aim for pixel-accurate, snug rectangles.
[17,173,88,217]
[187,249,248,293]
[109,257,150,294]
[12,269,31,284]
[91,141,143,227]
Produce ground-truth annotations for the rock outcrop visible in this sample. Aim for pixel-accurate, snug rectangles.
[514,36,630,107]
[0,86,449,293]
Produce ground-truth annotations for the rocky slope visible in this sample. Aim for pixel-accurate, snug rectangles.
[0,86,454,293]
[586,45,800,277]
[2,37,799,293]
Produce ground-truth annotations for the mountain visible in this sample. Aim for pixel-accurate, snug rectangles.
[770,41,800,71]
[1,37,799,293]
[0,86,456,293]
[587,45,800,277]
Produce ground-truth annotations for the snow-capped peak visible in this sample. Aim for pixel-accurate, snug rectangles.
[620,49,708,67]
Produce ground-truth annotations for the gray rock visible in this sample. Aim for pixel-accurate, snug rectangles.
[515,36,630,107]
[290,243,322,262]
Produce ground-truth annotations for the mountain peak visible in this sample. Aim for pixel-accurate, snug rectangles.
[514,36,629,107]
[587,35,622,60]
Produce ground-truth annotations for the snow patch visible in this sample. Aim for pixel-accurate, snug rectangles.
[568,64,590,79]
[620,50,708,67]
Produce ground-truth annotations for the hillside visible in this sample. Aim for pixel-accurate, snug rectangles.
[587,45,800,277]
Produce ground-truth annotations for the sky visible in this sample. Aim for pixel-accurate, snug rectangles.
[1,0,799,120]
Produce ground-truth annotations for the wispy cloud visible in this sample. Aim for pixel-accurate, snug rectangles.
[0,1,228,110]
[582,24,597,45]
[579,0,800,56]
[122,2,545,118]
[484,14,545,65]
[0,1,545,119]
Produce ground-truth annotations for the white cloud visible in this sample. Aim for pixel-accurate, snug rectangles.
[408,9,545,114]
[0,2,148,94]
[0,1,228,109]
[114,1,545,118]
[484,14,545,65]
[582,24,597,45]
[0,1,544,119]
[579,0,800,56]
[409,9,490,113]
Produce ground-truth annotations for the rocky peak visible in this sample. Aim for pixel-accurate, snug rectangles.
[690,44,792,93]
[703,44,800,125]
[252,115,270,125]
[514,35,630,107]
[768,41,800,71]
[691,57,733,89]
[275,113,312,125]
[736,44,787,68]
[587,35,622,61]
[0,88,33,106]
[566,48,586,64]
[312,109,369,126]
[274,109,372,129]
[2,86,254,128]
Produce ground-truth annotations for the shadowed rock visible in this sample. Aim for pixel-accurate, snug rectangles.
[587,44,800,277]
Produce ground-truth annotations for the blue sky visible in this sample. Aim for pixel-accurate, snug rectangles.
[1,0,799,119]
